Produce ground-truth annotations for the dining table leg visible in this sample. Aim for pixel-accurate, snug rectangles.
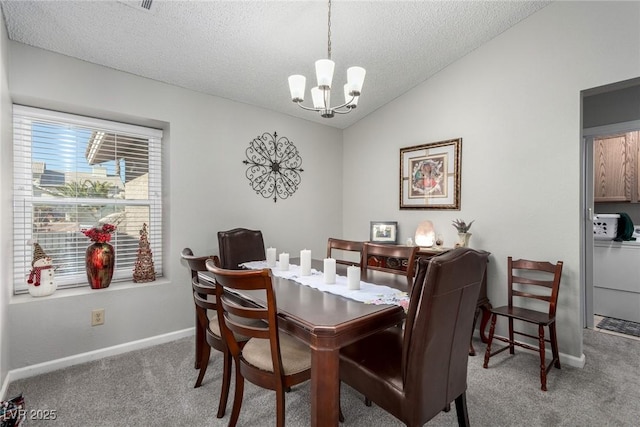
[310,344,340,427]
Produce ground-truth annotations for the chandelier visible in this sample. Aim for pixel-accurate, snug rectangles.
[287,0,366,118]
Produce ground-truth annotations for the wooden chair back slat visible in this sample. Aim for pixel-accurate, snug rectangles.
[327,238,365,266]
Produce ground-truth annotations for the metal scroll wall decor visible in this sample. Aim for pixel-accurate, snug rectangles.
[243,131,304,203]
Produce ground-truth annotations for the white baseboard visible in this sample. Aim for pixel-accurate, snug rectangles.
[562,351,586,368]
[2,327,195,398]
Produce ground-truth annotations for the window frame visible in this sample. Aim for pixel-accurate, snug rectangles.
[12,105,163,294]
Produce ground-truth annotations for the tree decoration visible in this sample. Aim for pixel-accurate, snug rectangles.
[242,131,304,202]
[133,223,156,283]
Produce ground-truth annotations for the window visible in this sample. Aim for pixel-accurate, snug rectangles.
[13,106,163,293]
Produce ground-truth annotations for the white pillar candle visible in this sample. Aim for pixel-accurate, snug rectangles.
[300,249,312,276]
[266,247,277,267]
[347,266,361,290]
[279,252,289,271]
[323,258,336,284]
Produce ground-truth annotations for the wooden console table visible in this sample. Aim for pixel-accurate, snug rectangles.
[417,247,492,355]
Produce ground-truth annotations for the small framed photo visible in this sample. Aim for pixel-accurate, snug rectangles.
[370,221,398,244]
[400,138,462,210]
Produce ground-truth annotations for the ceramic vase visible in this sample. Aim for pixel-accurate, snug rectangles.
[86,242,115,289]
[457,232,472,248]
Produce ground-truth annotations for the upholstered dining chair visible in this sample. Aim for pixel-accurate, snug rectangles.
[180,248,230,418]
[326,237,364,266]
[483,257,564,391]
[361,242,419,290]
[217,228,266,270]
[339,248,488,427]
[206,261,311,427]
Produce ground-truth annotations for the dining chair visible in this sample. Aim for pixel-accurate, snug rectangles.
[217,227,266,270]
[326,237,364,266]
[206,262,312,427]
[339,247,488,427]
[180,248,229,418]
[181,248,216,371]
[361,242,419,289]
[191,280,235,419]
[483,257,564,391]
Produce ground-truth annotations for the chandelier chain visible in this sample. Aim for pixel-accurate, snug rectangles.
[327,0,332,60]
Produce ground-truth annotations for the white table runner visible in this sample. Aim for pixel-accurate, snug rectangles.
[241,261,409,311]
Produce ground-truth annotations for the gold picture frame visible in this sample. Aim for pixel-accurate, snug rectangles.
[400,138,461,210]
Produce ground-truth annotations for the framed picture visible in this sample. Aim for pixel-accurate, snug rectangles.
[400,138,462,210]
[370,221,398,244]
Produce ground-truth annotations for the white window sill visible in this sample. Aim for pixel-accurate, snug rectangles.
[10,278,171,305]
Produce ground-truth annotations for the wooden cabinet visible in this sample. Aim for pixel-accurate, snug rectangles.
[594,132,640,202]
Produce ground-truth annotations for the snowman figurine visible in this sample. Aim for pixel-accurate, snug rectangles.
[27,242,57,297]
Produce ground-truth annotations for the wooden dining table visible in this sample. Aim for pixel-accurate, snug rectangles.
[200,258,408,426]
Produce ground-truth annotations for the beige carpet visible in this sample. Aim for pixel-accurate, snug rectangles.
[6,329,640,426]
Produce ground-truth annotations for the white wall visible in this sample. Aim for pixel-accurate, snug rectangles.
[4,43,343,370]
[343,1,640,362]
[0,10,11,393]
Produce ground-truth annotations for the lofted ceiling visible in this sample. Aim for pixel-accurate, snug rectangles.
[0,0,551,129]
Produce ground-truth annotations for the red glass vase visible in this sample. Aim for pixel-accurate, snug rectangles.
[86,242,115,289]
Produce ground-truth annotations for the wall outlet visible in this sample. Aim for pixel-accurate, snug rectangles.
[91,308,105,326]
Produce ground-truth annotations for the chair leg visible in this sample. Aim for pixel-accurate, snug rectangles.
[508,318,515,355]
[469,307,481,356]
[338,383,345,423]
[364,397,372,407]
[454,392,470,427]
[276,385,286,427]
[216,350,232,418]
[550,323,561,369]
[483,313,497,368]
[228,365,245,427]
[195,315,204,369]
[194,344,211,388]
[538,324,547,391]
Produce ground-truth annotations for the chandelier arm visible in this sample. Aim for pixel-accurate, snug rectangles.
[327,95,357,111]
[294,101,323,113]
[332,108,354,115]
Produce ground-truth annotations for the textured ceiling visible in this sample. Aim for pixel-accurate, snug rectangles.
[0,0,551,129]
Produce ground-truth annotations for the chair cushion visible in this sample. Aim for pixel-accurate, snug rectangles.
[242,333,311,375]
[208,314,262,342]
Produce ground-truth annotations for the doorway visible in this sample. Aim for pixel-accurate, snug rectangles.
[583,126,640,329]
[581,77,640,334]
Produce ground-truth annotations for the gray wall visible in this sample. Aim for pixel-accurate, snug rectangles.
[3,42,343,370]
[342,1,640,363]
